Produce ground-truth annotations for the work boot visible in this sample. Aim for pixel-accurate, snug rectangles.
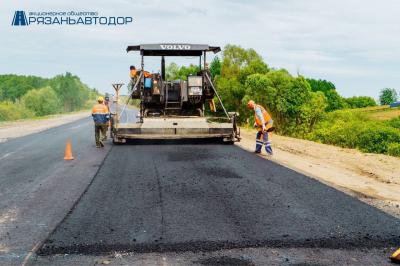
[254,150,261,154]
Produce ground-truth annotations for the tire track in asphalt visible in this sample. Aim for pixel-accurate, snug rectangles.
[152,158,165,242]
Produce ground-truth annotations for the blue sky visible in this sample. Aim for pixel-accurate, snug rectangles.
[1,0,399,99]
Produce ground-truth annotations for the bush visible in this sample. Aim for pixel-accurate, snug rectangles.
[0,101,34,121]
[386,117,400,129]
[308,110,365,148]
[309,109,400,155]
[22,86,61,116]
[309,119,364,148]
[306,78,347,111]
[345,96,376,108]
[357,126,400,153]
[244,71,327,136]
[388,143,400,157]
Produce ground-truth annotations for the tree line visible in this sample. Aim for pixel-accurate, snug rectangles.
[0,73,98,121]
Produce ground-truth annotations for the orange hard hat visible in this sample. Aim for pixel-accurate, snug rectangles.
[247,100,255,109]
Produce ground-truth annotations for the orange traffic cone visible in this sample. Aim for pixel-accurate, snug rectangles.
[64,139,74,160]
[391,248,400,263]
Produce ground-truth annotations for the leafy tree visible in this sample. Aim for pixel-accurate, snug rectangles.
[165,63,180,80]
[324,89,347,111]
[166,63,200,80]
[209,56,221,78]
[215,75,246,119]
[345,96,376,108]
[0,73,92,113]
[306,78,335,93]
[0,75,43,101]
[379,88,398,105]
[243,71,327,136]
[50,72,89,112]
[300,91,327,133]
[221,44,268,80]
[306,78,347,111]
[213,45,269,121]
[22,86,61,116]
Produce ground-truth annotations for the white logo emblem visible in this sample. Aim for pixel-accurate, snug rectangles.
[160,44,191,50]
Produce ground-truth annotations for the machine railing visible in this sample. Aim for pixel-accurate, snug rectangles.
[117,71,143,123]
[204,72,230,120]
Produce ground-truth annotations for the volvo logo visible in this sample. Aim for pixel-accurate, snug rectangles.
[160,44,191,50]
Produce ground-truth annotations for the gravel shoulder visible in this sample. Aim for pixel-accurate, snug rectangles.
[0,111,90,143]
[237,128,400,218]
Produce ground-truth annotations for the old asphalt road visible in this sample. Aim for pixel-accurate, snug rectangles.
[1,106,399,265]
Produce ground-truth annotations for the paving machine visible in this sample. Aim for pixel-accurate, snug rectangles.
[110,43,240,143]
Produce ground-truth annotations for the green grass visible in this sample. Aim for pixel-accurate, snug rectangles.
[307,106,400,157]
[350,105,400,120]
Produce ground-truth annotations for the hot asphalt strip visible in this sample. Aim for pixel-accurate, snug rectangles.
[36,140,400,260]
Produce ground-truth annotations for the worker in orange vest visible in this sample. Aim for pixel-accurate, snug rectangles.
[247,100,273,155]
[129,65,137,92]
[130,65,137,78]
[92,96,110,148]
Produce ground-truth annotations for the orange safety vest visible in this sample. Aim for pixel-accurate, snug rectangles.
[130,69,137,78]
[254,104,272,126]
[92,103,109,124]
[92,103,108,114]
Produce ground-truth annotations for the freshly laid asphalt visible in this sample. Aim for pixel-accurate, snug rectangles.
[39,142,400,255]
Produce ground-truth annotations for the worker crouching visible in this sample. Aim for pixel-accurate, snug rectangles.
[92,96,110,148]
[247,100,273,155]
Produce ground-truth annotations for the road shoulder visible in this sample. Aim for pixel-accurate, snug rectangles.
[237,128,400,218]
[0,111,90,143]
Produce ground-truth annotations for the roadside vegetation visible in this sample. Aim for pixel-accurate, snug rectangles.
[0,73,98,121]
[309,109,400,156]
[168,44,400,157]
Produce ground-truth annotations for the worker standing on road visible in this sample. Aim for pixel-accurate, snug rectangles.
[247,100,273,155]
[92,96,110,148]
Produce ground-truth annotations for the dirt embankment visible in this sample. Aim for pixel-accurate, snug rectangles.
[237,129,400,218]
[0,111,90,143]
